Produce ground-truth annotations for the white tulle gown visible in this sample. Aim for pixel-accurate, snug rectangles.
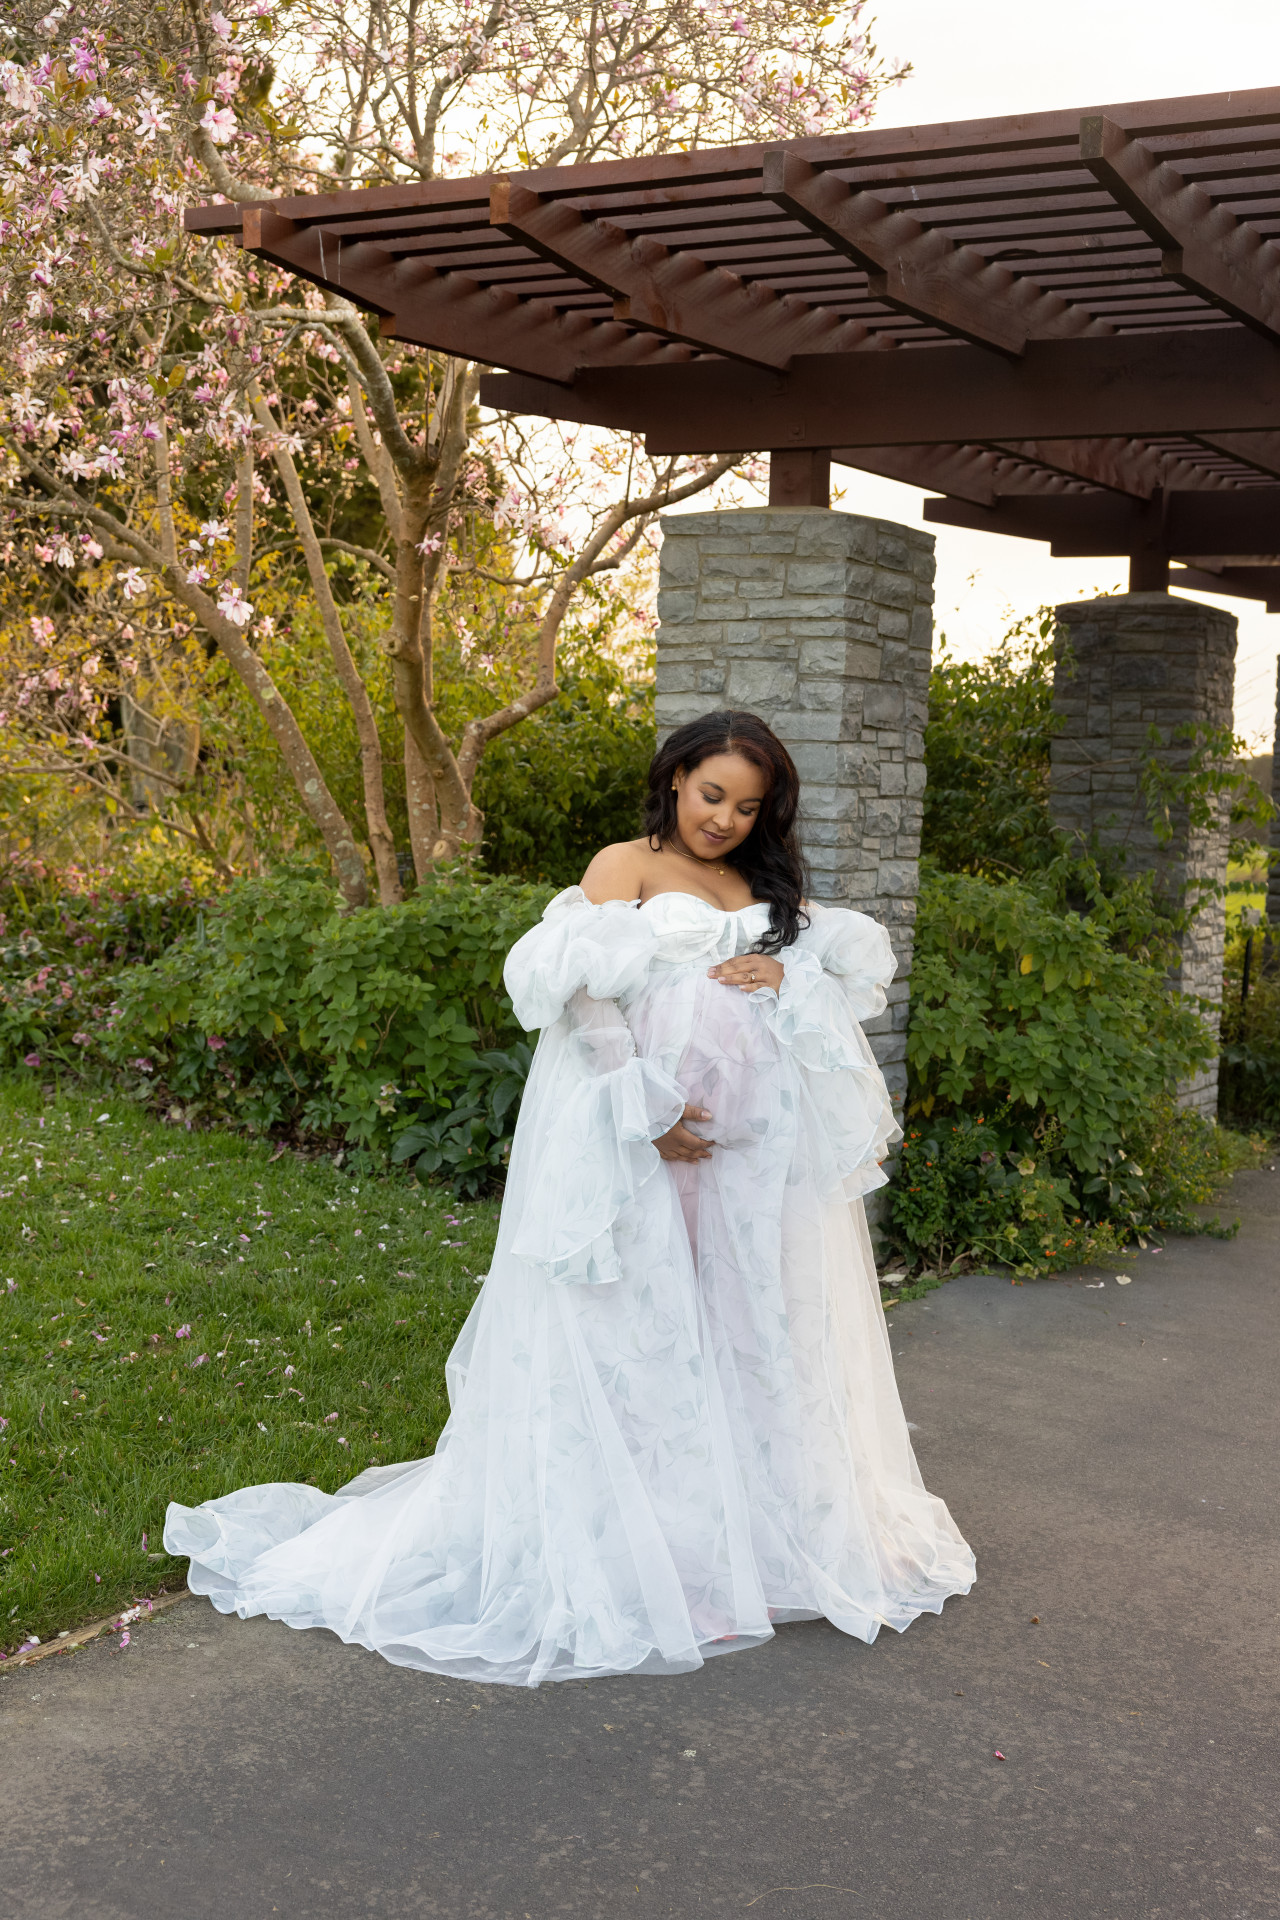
[165,889,975,1684]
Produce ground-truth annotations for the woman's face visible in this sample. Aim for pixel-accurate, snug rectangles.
[672,751,769,860]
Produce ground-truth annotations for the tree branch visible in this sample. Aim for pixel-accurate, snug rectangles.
[233,446,254,593]
[250,384,401,902]
[14,445,371,907]
[456,454,737,783]
[346,371,404,541]
[188,121,276,202]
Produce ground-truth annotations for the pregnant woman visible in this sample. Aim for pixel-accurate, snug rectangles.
[165,709,974,1684]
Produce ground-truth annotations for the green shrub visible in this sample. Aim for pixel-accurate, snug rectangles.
[905,866,1213,1171]
[890,1108,1112,1277]
[474,669,654,885]
[921,612,1064,878]
[887,1096,1258,1278]
[95,868,554,1172]
[391,1041,533,1197]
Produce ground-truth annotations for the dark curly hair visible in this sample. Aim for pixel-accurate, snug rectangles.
[643,710,809,954]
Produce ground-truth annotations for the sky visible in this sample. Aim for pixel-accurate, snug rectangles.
[681,0,1280,751]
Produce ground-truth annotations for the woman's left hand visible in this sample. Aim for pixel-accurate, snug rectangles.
[708,954,785,994]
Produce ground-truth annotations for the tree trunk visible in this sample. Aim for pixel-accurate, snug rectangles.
[385,480,482,863]
[404,731,438,883]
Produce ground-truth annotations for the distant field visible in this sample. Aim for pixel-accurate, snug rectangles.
[0,1077,499,1656]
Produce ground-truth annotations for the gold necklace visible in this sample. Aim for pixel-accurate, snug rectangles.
[667,836,727,878]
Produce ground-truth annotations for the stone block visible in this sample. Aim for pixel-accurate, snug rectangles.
[871,571,916,612]
[876,532,911,573]
[863,683,906,727]
[658,541,700,587]
[655,588,698,623]
[786,560,850,595]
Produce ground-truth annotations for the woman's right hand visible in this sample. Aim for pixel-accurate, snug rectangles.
[655,1104,715,1162]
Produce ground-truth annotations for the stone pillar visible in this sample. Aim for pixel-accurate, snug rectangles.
[1050,592,1238,1116]
[654,508,934,1121]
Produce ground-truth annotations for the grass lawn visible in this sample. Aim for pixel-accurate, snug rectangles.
[0,1074,499,1658]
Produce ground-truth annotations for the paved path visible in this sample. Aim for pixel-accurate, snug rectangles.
[4,1167,1278,1920]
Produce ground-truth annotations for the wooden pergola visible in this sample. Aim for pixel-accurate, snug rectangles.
[191,85,1280,605]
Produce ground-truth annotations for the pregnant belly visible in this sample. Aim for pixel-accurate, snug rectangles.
[631,972,785,1155]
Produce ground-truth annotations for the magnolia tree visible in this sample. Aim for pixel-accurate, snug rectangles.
[0,0,905,905]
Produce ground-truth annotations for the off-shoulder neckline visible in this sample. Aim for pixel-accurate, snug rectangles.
[637,890,769,917]
[565,885,768,917]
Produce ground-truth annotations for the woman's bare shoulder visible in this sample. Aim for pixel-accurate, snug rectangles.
[579,839,651,906]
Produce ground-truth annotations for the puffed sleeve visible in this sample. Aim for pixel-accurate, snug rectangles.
[754,903,901,1197]
[498,890,686,1286]
[757,903,897,1070]
[503,885,663,1032]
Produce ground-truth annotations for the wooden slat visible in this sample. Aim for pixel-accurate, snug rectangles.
[1081,115,1280,341]
[1194,430,1280,477]
[760,150,1115,355]
[832,443,1088,504]
[490,178,871,369]
[239,208,685,381]
[189,87,1280,241]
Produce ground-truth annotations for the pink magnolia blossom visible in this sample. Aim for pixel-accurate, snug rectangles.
[199,102,238,146]
[135,92,172,143]
[216,583,253,626]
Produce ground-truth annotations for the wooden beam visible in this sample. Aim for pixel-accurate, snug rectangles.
[239,208,684,382]
[490,179,868,369]
[921,486,1280,556]
[760,151,1110,357]
[479,329,1280,450]
[769,449,831,506]
[1174,563,1280,609]
[1080,114,1280,340]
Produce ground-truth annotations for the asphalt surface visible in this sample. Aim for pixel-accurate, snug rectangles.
[3,1165,1278,1920]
